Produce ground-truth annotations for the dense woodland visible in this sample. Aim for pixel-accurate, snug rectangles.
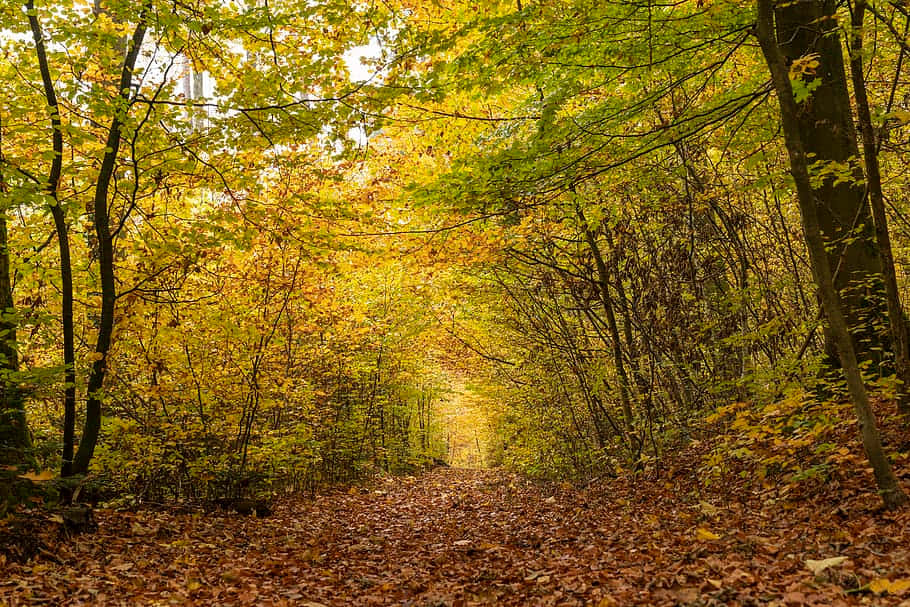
[1,0,910,603]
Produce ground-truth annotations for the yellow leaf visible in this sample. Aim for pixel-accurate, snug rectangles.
[18,470,55,482]
[869,578,910,596]
[706,147,723,165]
[696,527,721,541]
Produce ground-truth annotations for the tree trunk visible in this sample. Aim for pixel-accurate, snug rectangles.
[72,8,150,475]
[576,204,635,430]
[772,0,888,369]
[0,187,28,461]
[848,1,910,415]
[755,0,907,508]
[26,2,78,476]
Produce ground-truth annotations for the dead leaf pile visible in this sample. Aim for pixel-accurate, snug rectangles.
[1,462,909,606]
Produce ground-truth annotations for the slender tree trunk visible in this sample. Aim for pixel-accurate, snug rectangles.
[25,3,77,475]
[604,228,653,407]
[576,204,634,430]
[0,134,28,459]
[54,206,76,476]
[848,1,910,415]
[72,8,150,474]
[756,0,907,508]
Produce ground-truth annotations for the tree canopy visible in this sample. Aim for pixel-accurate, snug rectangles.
[1,0,910,513]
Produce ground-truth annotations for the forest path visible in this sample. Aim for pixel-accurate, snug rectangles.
[3,467,909,606]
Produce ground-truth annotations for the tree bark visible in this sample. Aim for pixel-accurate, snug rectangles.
[72,6,150,475]
[772,0,889,369]
[576,204,635,430]
[0,136,28,460]
[847,1,910,415]
[26,1,77,476]
[755,0,907,508]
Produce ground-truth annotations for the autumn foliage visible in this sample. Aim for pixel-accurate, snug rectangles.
[2,0,910,603]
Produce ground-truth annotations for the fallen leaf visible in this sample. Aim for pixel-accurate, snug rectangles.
[805,556,848,576]
[221,569,242,583]
[869,578,910,596]
[698,501,720,516]
[17,470,55,482]
[696,527,721,541]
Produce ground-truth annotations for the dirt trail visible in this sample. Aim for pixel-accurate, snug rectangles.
[2,468,909,606]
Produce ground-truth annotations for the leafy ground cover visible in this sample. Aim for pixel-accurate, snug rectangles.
[2,439,909,607]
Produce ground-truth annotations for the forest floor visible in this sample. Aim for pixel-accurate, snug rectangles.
[2,460,910,607]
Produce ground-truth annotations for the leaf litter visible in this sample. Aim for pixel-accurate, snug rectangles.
[1,463,909,606]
